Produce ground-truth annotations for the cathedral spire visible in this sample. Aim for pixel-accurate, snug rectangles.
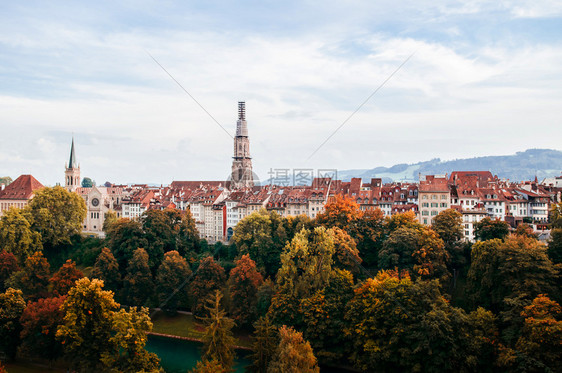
[231,101,254,189]
[65,136,81,192]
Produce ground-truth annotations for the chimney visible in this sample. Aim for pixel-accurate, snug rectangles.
[0,184,4,191]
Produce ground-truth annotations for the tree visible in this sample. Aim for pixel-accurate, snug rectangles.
[329,227,362,274]
[350,208,385,268]
[432,208,464,245]
[549,201,562,229]
[81,177,94,188]
[267,325,319,373]
[514,294,562,372]
[92,247,121,293]
[49,259,83,296]
[232,210,289,278]
[474,217,509,241]
[0,288,26,360]
[228,254,263,327]
[190,256,227,316]
[200,290,236,371]
[0,251,19,291]
[345,270,497,372]
[122,248,154,306]
[514,223,538,239]
[0,176,12,186]
[7,251,51,300]
[379,226,450,284]
[155,250,191,314]
[248,317,278,373]
[19,296,66,362]
[269,227,335,327]
[191,359,228,373]
[547,228,562,264]
[315,195,362,232]
[0,207,42,263]
[105,218,148,270]
[100,307,160,373]
[467,236,559,313]
[26,186,87,249]
[56,278,119,372]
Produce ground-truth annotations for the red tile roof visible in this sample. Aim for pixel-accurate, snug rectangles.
[0,174,44,200]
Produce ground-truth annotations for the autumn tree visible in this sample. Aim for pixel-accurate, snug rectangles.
[329,227,362,274]
[190,256,227,316]
[248,317,278,373]
[100,307,160,373]
[56,278,119,371]
[7,251,51,300]
[315,194,362,232]
[155,250,191,314]
[19,296,66,362]
[191,359,227,373]
[49,259,83,296]
[0,207,42,263]
[0,251,19,291]
[122,247,154,306]
[514,294,562,372]
[432,208,464,245]
[228,254,263,327]
[200,290,236,371]
[92,247,121,293]
[474,217,509,241]
[0,288,26,360]
[269,227,335,327]
[549,201,562,229]
[25,186,86,250]
[267,325,319,373]
[514,223,538,239]
[105,218,148,270]
[345,270,498,372]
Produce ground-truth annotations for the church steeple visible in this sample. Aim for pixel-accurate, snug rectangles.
[231,101,254,189]
[65,136,81,192]
[68,137,78,169]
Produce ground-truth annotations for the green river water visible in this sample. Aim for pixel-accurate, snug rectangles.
[145,335,251,373]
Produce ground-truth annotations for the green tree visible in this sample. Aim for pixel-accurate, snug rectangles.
[122,248,154,306]
[378,226,450,284]
[56,278,119,372]
[228,254,263,327]
[467,236,559,313]
[248,317,278,373]
[432,208,464,245]
[49,259,83,296]
[232,210,290,278]
[474,217,510,241]
[0,288,26,360]
[156,250,191,314]
[190,256,226,316]
[92,247,121,293]
[0,251,19,291]
[0,176,12,186]
[100,307,160,373]
[0,207,42,263]
[267,325,319,373]
[549,201,562,228]
[547,228,562,264]
[19,296,66,362]
[105,218,148,270]
[26,186,86,250]
[329,227,362,274]
[81,177,94,188]
[7,251,51,300]
[200,290,236,371]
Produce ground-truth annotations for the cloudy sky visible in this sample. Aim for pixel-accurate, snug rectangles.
[1,1,561,186]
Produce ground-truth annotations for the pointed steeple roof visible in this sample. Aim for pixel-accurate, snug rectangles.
[69,137,78,169]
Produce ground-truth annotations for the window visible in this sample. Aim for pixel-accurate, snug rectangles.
[422,195,427,200]
[440,203,447,207]
[422,202,429,207]
[441,195,447,200]
[431,202,438,207]
[432,195,437,200]
[431,211,438,216]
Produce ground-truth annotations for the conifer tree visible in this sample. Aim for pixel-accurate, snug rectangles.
[190,256,226,316]
[248,317,278,373]
[200,290,236,371]
[155,250,191,314]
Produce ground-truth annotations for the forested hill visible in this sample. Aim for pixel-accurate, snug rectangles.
[338,149,562,183]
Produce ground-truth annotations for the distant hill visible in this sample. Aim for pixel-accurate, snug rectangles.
[338,149,562,183]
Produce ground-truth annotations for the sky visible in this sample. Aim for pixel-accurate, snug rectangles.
[1,1,561,186]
